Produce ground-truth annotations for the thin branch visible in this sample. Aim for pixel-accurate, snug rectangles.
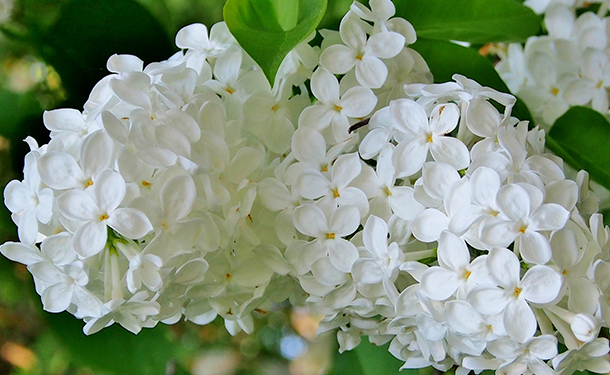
[348,118,370,133]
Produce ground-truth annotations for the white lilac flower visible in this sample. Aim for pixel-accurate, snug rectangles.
[390,99,469,177]
[355,144,424,221]
[419,231,489,301]
[295,152,369,216]
[56,169,153,258]
[320,12,405,88]
[552,338,610,374]
[480,183,570,264]
[4,152,53,245]
[298,67,376,141]
[292,204,360,275]
[486,335,558,375]
[551,227,601,315]
[31,261,103,317]
[468,248,563,343]
[83,291,160,335]
[351,215,403,284]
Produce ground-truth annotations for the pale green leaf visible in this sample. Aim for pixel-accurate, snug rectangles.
[224,0,327,84]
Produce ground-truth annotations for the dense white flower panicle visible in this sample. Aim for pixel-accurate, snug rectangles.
[2,0,610,372]
[1,19,326,336]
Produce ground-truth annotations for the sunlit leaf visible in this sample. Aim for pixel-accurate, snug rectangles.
[547,106,610,191]
[395,0,541,43]
[224,0,327,84]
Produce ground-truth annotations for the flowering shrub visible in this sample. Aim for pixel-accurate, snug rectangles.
[2,0,610,373]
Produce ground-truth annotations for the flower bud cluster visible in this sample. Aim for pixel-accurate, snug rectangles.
[2,0,610,373]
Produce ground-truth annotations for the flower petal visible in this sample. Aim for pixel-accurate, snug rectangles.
[420,267,458,300]
[429,136,470,170]
[93,170,126,213]
[411,209,448,243]
[57,189,99,222]
[73,221,107,258]
[519,231,552,265]
[293,204,327,238]
[504,298,536,342]
[320,44,357,74]
[41,282,72,313]
[487,247,520,287]
[520,265,562,304]
[107,208,153,239]
[355,55,388,88]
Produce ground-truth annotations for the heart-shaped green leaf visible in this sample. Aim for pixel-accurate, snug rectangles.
[395,0,541,43]
[547,106,610,191]
[224,0,327,85]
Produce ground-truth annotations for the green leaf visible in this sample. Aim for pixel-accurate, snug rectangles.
[46,311,176,375]
[410,39,533,123]
[38,0,175,101]
[353,340,429,375]
[547,106,610,191]
[329,339,430,375]
[318,0,354,30]
[395,0,541,43]
[329,346,365,375]
[270,0,299,30]
[224,0,327,84]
